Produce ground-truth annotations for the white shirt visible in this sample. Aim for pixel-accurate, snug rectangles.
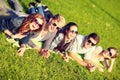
[69,34,96,59]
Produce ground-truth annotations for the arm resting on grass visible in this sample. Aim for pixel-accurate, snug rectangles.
[104,58,115,72]
[69,52,87,66]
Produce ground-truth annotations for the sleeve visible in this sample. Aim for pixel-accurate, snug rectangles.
[69,35,82,54]
[49,33,64,50]
[19,35,30,45]
[19,35,38,48]
[69,40,78,53]
[42,32,58,50]
[27,40,37,48]
[84,46,103,60]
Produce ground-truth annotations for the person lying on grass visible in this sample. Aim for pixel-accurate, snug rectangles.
[0,13,45,39]
[18,14,65,56]
[85,46,118,72]
[49,22,78,62]
[4,0,66,57]
[68,33,100,66]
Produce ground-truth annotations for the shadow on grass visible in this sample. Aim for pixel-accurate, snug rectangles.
[90,0,120,25]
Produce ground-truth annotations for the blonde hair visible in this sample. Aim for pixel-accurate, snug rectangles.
[53,14,65,28]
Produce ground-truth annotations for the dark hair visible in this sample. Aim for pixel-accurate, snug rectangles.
[59,22,78,35]
[65,22,77,30]
[87,33,100,44]
[35,0,41,3]
[107,47,118,58]
[29,2,36,7]
[52,14,62,21]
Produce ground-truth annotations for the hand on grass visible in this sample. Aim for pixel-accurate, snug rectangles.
[11,34,26,39]
[86,64,96,72]
[98,67,104,72]
[17,46,26,56]
[39,49,50,58]
[62,53,69,62]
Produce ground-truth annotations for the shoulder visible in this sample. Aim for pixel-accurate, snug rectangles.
[57,33,64,37]
[10,16,25,27]
[95,46,103,51]
[10,16,25,24]
[76,34,85,40]
[92,46,103,55]
[55,33,64,40]
[74,34,85,43]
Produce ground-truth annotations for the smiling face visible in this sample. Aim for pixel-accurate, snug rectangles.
[66,25,78,40]
[103,48,118,59]
[47,14,65,32]
[29,18,43,31]
[47,19,61,32]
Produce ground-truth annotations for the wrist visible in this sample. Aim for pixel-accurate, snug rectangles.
[21,44,26,48]
[10,34,13,38]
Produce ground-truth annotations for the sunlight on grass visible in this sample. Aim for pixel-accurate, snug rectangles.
[0,0,120,80]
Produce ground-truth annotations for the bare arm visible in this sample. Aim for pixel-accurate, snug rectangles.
[4,29,13,37]
[69,52,87,66]
[28,40,41,51]
[84,59,104,72]
[104,58,115,72]
[4,29,26,39]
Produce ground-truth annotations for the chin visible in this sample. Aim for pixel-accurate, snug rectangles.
[85,46,90,49]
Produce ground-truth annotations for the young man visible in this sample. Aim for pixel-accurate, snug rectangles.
[69,33,100,66]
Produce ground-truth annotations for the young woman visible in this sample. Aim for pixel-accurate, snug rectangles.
[0,13,46,39]
[85,47,118,72]
[49,22,78,61]
[18,14,66,56]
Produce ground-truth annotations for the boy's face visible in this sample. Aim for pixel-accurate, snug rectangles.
[84,37,97,49]
[48,19,61,32]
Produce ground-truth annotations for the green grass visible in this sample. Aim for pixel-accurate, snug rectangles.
[1,0,120,80]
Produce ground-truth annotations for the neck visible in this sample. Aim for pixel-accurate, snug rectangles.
[65,36,71,42]
[98,52,104,58]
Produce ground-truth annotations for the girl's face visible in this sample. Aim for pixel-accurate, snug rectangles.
[66,26,78,40]
[103,49,116,59]
[29,18,43,31]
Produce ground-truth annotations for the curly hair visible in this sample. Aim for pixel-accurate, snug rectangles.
[19,13,46,34]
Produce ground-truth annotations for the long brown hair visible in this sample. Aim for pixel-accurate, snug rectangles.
[19,13,46,34]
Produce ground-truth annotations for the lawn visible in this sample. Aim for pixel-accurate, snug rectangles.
[0,0,120,80]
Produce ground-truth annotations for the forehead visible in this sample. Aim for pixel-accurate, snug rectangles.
[53,18,65,28]
[69,26,78,30]
[89,37,97,44]
[36,18,43,24]
[54,20,63,28]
